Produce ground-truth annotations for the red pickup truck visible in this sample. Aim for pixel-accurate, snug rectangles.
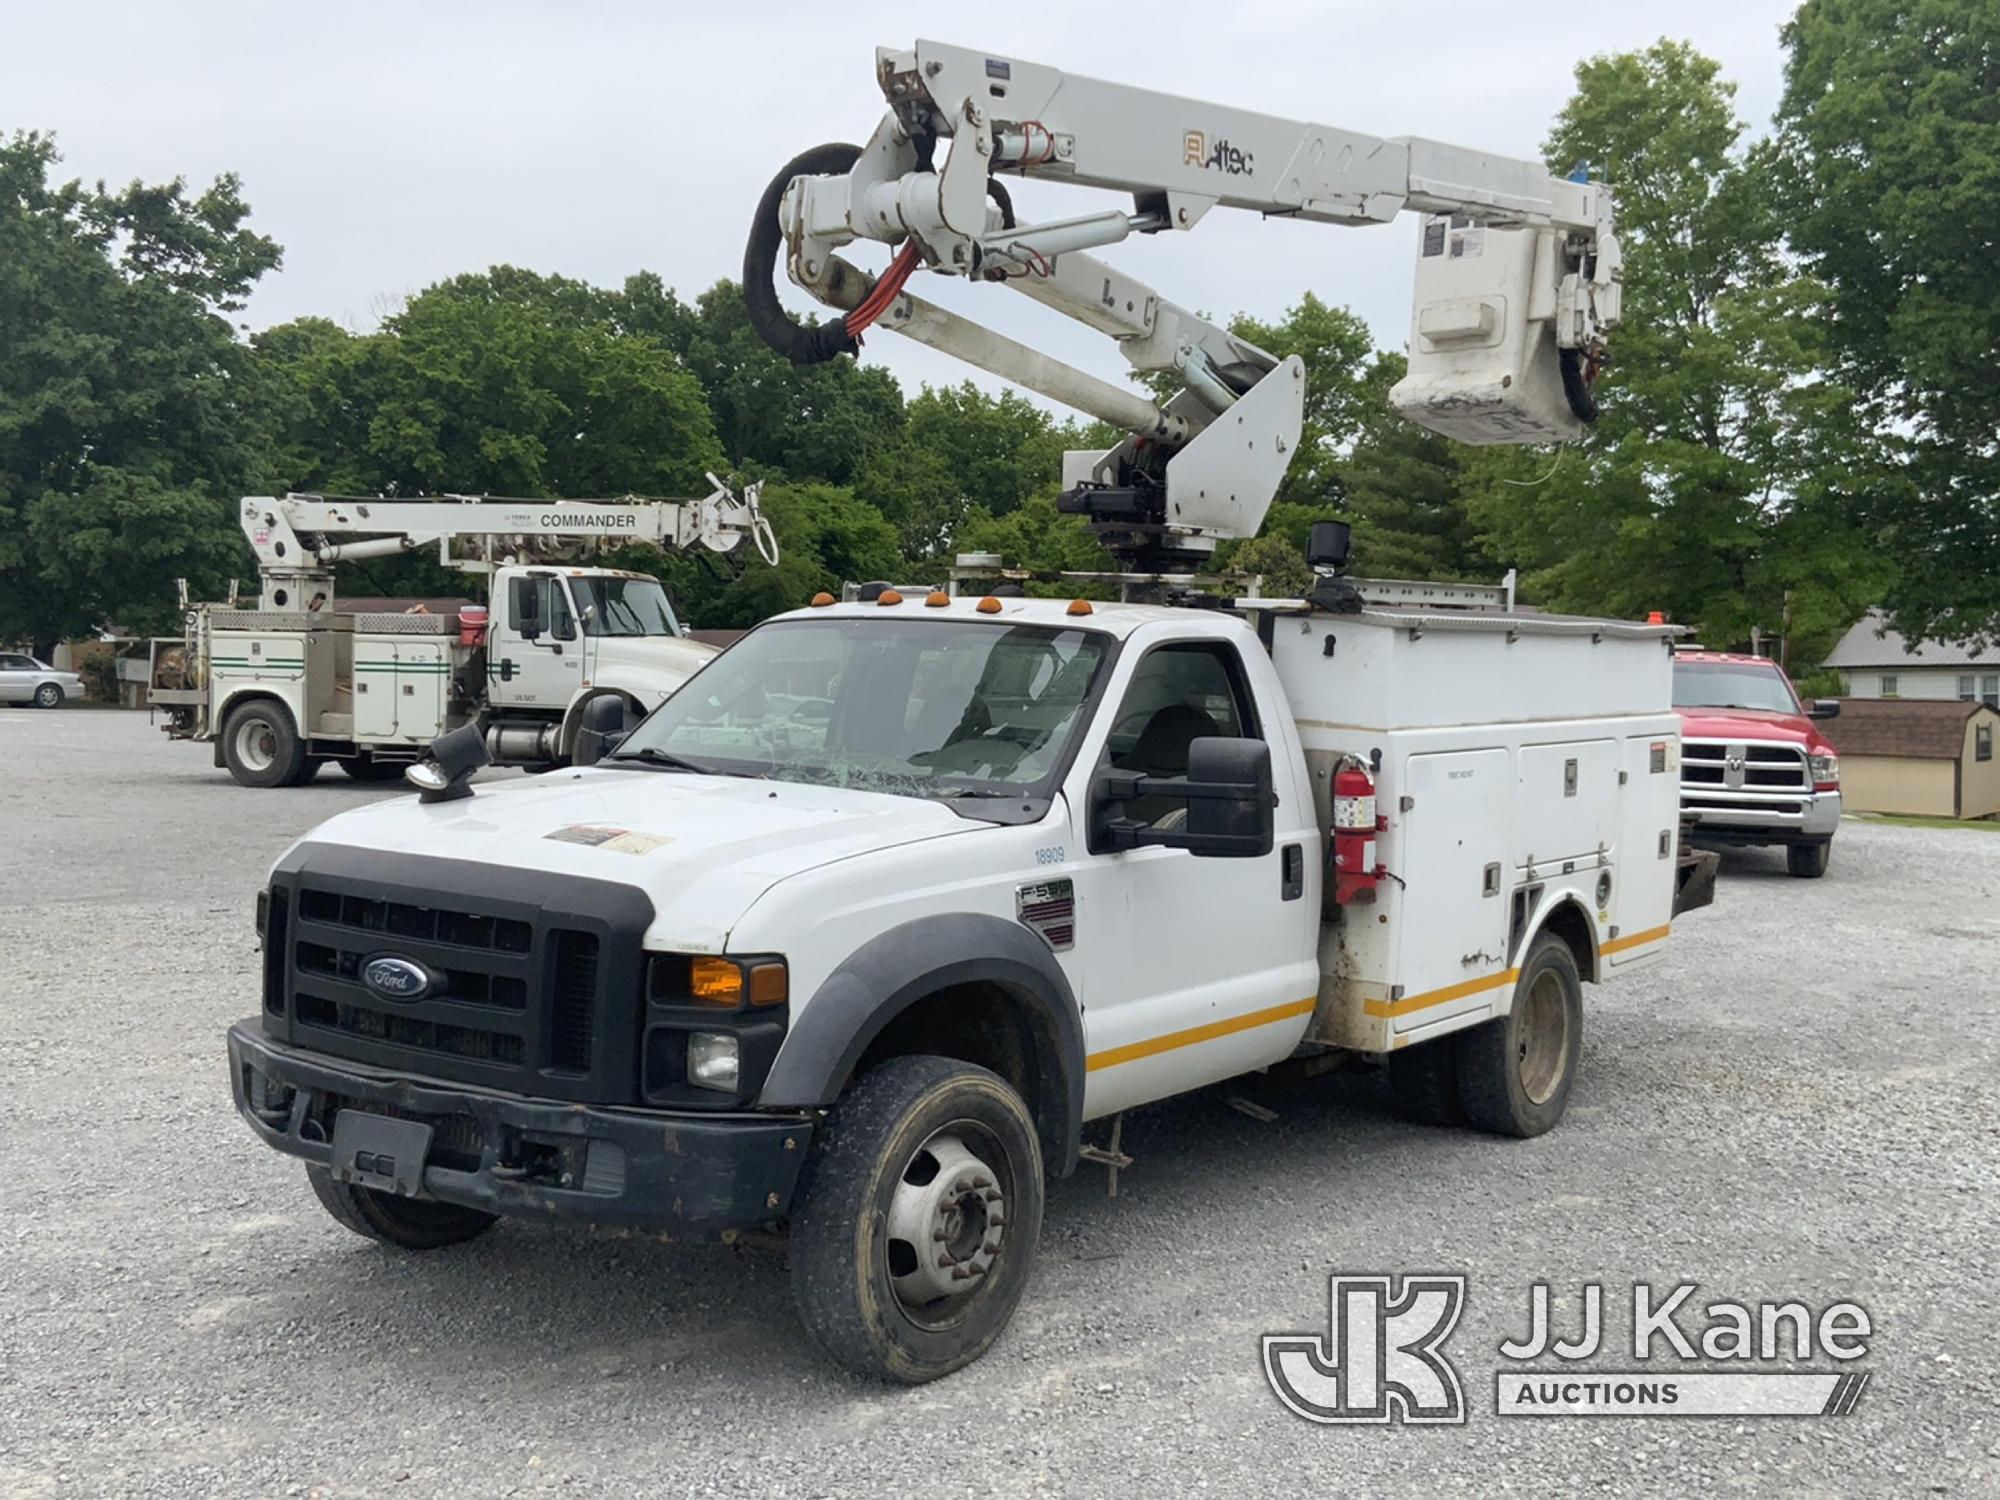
[1671,651,1843,878]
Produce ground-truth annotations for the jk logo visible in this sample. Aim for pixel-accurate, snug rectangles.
[1263,1274,1468,1424]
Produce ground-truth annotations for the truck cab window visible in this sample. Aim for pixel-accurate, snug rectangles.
[511,576,576,641]
[1108,642,1257,826]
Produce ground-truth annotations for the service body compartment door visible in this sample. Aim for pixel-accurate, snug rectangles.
[1609,732,1678,970]
[396,641,451,743]
[352,640,401,740]
[1392,748,1512,1035]
[1516,739,1620,867]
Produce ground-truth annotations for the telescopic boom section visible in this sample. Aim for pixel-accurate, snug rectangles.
[238,478,777,614]
[749,39,1622,567]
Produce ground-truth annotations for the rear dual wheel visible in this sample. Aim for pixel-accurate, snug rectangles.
[1388,933,1583,1138]
[221,699,316,787]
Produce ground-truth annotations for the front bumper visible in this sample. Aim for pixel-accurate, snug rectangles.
[1683,790,1841,846]
[228,1022,813,1233]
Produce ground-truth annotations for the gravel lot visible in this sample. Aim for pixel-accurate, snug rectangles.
[2,708,1996,1497]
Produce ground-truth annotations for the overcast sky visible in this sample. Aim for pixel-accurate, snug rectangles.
[6,1,1795,410]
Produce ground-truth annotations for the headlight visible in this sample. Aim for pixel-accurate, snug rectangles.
[1809,752,1839,787]
[686,1032,741,1092]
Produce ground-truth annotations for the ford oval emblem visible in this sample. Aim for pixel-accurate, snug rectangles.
[362,955,433,1001]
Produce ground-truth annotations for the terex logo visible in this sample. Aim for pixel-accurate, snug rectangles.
[1183,129,1254,176]
[1263,1274,1467,1424]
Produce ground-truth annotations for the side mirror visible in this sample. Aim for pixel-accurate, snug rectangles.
[514,580,542,642]
[573,694,634,768]
[1808,699,1841,720]
[1092,737,1275,858]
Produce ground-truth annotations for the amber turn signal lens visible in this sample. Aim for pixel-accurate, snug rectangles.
[925,590,951,607]
[747,961,788,1007]
[877,589,904,606]
[976,596,1002,614]
[1066,598,1094,616]
[809,591,835,607]
[689,955,744,1006]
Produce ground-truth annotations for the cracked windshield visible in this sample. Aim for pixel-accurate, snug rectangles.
[614,618,1110,800]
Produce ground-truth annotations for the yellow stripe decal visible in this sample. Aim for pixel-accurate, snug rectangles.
[1364,967,1518,1019]
[1602,924,1671,956]
[1086,997,1317,1073]
[1366,924,1673,1020]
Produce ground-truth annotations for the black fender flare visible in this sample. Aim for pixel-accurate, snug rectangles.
[758,913,1086,1174]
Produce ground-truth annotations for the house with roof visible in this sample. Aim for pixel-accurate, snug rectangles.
[1824,610,2000,705]
[1824,698,2000,819]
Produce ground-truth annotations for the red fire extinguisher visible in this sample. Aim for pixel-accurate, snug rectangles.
[1331,763,1382,905]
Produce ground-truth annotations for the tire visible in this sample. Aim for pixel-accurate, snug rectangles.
[1388,1036,1466,1126]
[339,752,409,783]
[789,1056,1044,1384]
[220,699,312,787]
[1454,935,1583,1138]
[32,683,62,709]
[305,1165,496,1249]
[1787,840,1832,879]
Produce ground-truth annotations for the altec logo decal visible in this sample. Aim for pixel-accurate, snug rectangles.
[1183,130,1254,176]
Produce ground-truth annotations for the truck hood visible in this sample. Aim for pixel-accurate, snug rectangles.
[1674,706,1827,750]
[291,768,983,950]
[587,635,718,705]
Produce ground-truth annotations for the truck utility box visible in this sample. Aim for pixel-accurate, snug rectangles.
[1254,601,1680,1054]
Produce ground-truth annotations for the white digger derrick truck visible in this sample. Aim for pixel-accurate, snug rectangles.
[153,481,777,786]
[222,41,1712,1385]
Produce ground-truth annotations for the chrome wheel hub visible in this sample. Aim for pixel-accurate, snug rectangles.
[885,1129,1006,1311]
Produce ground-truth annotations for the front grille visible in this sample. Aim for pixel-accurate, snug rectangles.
[550,931,599,1072]
[261,844,654,1104]
[1680,739,1812,818]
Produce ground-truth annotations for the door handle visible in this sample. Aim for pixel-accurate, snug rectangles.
[1281,843,1305,901]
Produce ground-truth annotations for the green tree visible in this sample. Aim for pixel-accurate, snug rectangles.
[956,497,1116,595]
[1775,0,2000,645]
[661,483,906,628]
[668,279,906,488]
[1464,41,1875,652]
[858,383,1082,557]
[1340,354,1483,580]
[1227,534,1314,597]
[0,132,281,652]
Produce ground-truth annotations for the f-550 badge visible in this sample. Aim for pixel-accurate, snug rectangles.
[1184,130,1254,176]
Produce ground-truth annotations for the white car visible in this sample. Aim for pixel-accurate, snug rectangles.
[0,653,85,708]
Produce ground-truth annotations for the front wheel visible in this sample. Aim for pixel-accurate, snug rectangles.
[305,1165,496,1249]
[339,752,409,783]
[33,683,63,709]
[1787,840,1832,879]
[1454,934,1583,1138]
[789,1056,1044,1383]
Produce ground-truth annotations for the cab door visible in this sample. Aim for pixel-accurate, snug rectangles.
[1067,632,1320,1118]
[488,571,583,711]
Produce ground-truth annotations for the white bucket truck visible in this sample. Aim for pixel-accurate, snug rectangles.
[154,482,776,786]
[224,40,1713,1384]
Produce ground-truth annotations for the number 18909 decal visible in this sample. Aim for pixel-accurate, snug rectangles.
[1034,846,1065,865]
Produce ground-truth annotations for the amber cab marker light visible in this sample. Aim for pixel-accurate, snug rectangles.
[1066,598,1094,616]
[877,589,904,606]
[925,590,951,608]
[747,961,789,1007]
[976,596,1003,614]
[809,591,835,608]
[689,955,744,1006]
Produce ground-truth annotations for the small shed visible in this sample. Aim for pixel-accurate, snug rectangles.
[1825,699,2000,819]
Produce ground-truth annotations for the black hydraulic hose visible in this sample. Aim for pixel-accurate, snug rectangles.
[743,142,864,365]
[1559,347,1601,424]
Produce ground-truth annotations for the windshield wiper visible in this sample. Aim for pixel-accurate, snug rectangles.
[608,746,711,773]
